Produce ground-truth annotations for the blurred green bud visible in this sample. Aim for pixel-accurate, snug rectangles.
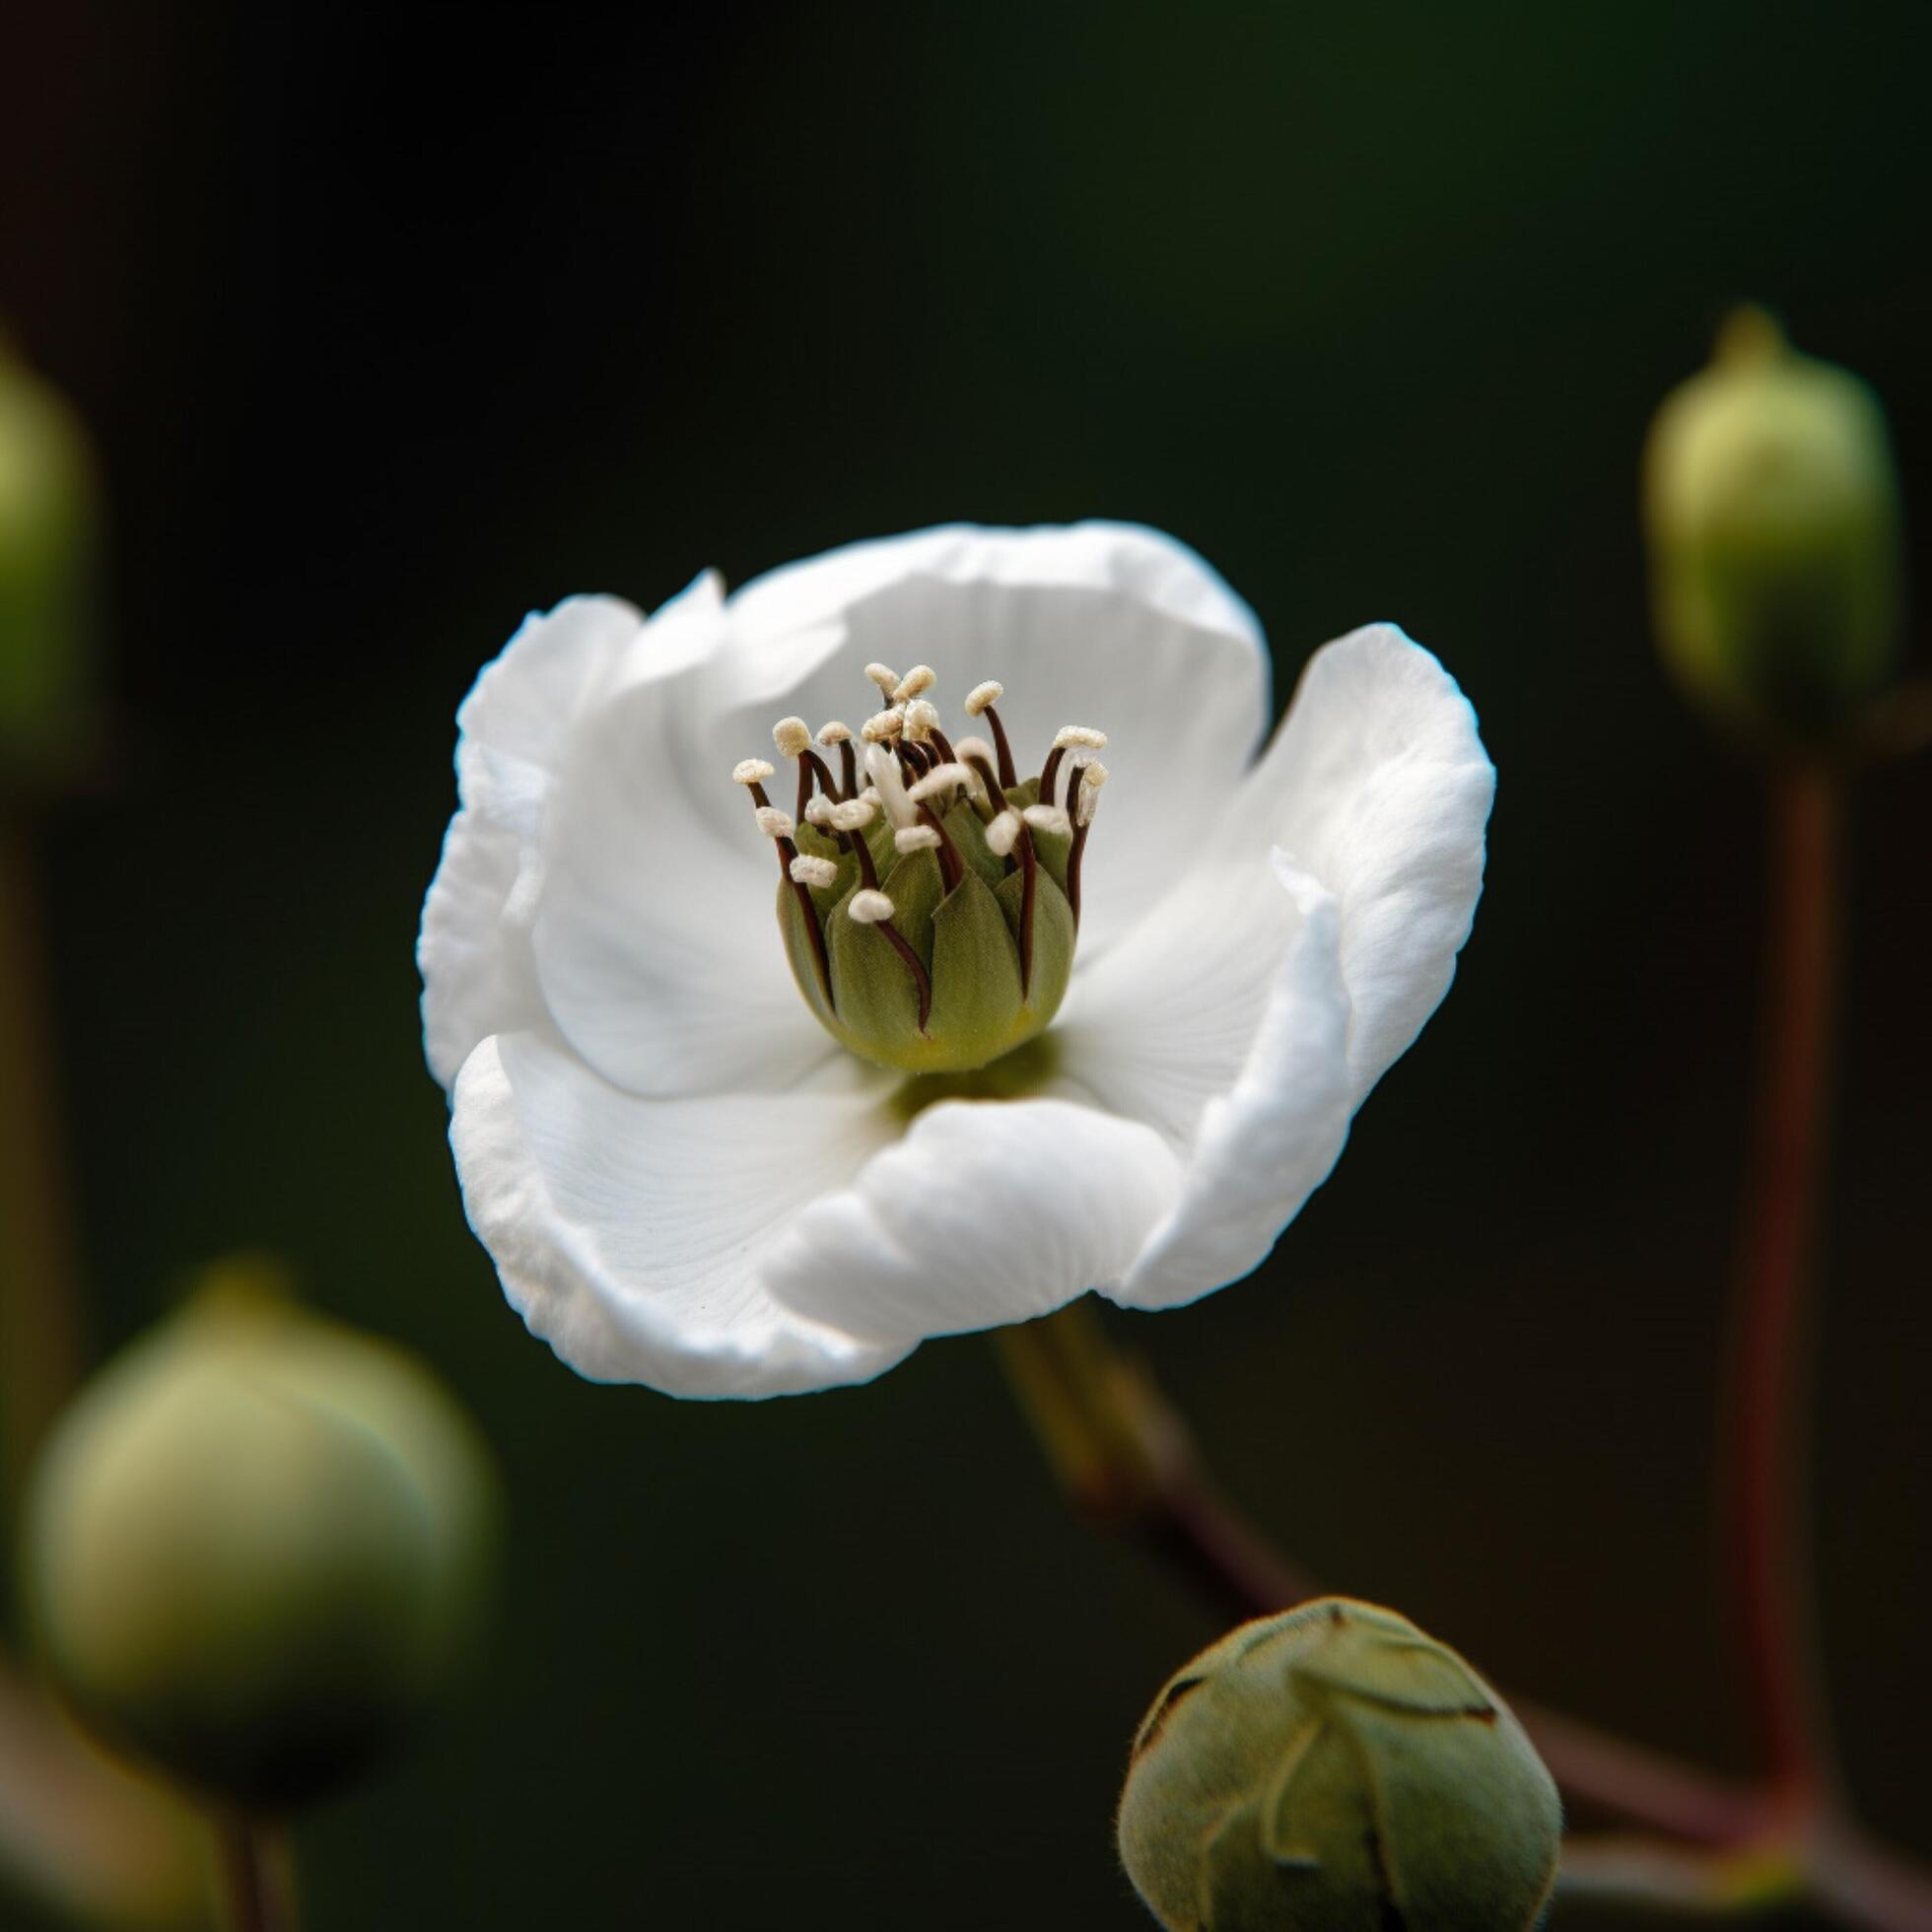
[1644,308,1902,740]
[20,1259,498,1812]
[1118,1598,1560,1931]
[0,332,99,786]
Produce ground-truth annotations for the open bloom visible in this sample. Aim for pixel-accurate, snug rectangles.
[420,524,1493,1398]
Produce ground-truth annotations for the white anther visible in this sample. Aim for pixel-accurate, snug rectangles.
[816,721,853,746]
[848,889,896,925]
[894,824,941,854]
[891,664,936,704]
[1023,802,1071,839]
[964,680,1003,717]
[907,762,976,803]
[753,806,794,840]
[772,717,811,758]
[861,707,905,743]
[1080,758,1109,790]
[803,795,835,828]
[986,809,1021,857]
[1052,724,1108,751]
[863,662,899,696]
[829,798,876,833]
[731,758,775,786]
[860,786,882,807]
[1076,783,1101,828]
[953,733,996,770]
[789,855,839,888]
[903,698,940,741]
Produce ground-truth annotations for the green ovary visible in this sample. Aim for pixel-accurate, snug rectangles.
[779,792,1076,1075]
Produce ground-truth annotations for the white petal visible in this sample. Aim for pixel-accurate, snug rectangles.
[419,807,544,1090]
[421,584,726,1092]
[715,523,1270,953]
[1082,855,1354,1310]
[727,521,1264,660]
[452,593,650,839]
[529,647,831,1097]
[1229,624,1494,1103]
[762,1097,1183,1344]
[1058,625,1489,1309]
[450,1030,909,1398]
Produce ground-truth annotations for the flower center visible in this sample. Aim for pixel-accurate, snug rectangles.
[730,664,1108,1075]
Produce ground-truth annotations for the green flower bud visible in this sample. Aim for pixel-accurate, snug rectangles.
[0,332,99,786]
[20,1260,498,1811]
[1118,1598,1560,1931]
[735,683,1105,1076]
[1644,308,1902,739]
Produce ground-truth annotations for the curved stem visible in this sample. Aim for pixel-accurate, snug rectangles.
[995,1303,1932,1921]
[217,1816,299,1932]
[989,762,1932,1922]
[1555,1834,1802,1917]
[1808,1819,1932,1932]
[1720,761,1842,1809]
[998,1300,1846,1845]
[996,1300,1313,1618]
[997,1304,1754,1836]
[981,703,1017,792]
[0,1655,204,1922]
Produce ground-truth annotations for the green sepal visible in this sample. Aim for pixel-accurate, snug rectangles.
[996,864,1074,1026]
[794,822,841,863]
[874,848,943,968]
[924,869,1025,1058]
[1341,1701,1562,1931]
[862,812,899,883]
[945,796,1006,889]
[791,823,861,915]
[1290,1622,1495,1717]
[777,874,835,1022]
[825,850,943,1062]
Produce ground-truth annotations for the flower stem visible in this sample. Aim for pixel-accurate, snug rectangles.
[1555,1833,1804,1916]
[0,1654,205,1923]
[217,1816,299,1932]
[996,1302,1762,1838]
[0,810,84,1500]
[996,1302,1932,1920]
[1719,761,1842,1811]
[994,1300,1313,1621]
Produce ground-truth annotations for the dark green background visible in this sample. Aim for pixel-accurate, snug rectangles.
[4,3,1929,1925]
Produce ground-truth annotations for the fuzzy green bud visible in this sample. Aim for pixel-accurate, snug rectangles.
[739,685,1104,1077]
[1118,1598,1560,1931]
[20,1261,498,1811]
[0,332,99,786]
[1644,308,1901,739]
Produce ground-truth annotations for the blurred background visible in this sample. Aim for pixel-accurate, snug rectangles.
[3,1,1929,1925]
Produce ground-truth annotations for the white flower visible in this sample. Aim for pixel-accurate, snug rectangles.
[419,523,1494,1399]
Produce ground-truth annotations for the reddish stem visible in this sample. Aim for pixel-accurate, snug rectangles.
[998,1304,1777,1846]
[982,703,1017,791]
[1720,761,1842,1810]
[217,1817,299,1932]
[916,804,964,893]
[0,815,84,1495]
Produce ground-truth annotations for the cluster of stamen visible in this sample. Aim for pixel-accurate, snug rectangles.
[729,660,1108,1046]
